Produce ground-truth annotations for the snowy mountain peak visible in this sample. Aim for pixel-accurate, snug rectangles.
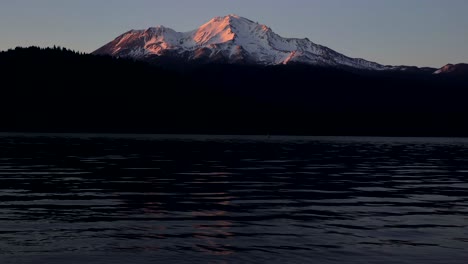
[207,14,254,26]
[93,15,393,70]
[193,15,238,45]
[209,14,243,23]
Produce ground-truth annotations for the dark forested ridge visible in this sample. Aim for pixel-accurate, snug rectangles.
[1,46,468,136]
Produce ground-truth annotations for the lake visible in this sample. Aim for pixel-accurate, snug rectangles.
[1,134,467,263]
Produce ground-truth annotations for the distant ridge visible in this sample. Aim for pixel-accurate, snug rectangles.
[434,63,468,75]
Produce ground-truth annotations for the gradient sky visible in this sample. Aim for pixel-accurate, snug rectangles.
[1,0,467,67]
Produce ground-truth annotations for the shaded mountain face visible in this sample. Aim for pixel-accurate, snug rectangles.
[94,14,417,71]
[434,63,468,75]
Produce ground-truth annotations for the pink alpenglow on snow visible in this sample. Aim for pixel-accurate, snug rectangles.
[94,15,407,70]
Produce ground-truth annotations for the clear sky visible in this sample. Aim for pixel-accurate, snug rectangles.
[1,0,467,67]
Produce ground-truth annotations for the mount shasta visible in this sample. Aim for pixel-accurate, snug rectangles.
[94,14,435,72]
[1,15,468,135]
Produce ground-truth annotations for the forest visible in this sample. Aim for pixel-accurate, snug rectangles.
[1,46,468,136]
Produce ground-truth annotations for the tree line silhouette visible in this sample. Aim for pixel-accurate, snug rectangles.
[1,46,468,136]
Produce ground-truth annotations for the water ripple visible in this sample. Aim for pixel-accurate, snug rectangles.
[0,135,468,263]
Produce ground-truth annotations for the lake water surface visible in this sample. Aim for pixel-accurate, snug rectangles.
[1,134,468,263]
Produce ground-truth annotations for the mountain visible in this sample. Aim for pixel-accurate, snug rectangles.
[94,14,413,71]
[434,63,468,75]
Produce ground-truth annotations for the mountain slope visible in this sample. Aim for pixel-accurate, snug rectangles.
[94,15,395,70]
[434,63,468,75]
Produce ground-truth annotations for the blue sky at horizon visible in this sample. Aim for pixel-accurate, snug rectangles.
[1,0,467,67]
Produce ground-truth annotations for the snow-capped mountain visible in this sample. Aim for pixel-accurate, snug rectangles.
[93,15,401,70]
[434,63,468,75]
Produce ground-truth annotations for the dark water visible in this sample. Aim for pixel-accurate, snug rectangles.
[1,134,468,264]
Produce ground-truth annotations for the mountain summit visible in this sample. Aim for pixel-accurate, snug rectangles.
[93,15,392,70]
